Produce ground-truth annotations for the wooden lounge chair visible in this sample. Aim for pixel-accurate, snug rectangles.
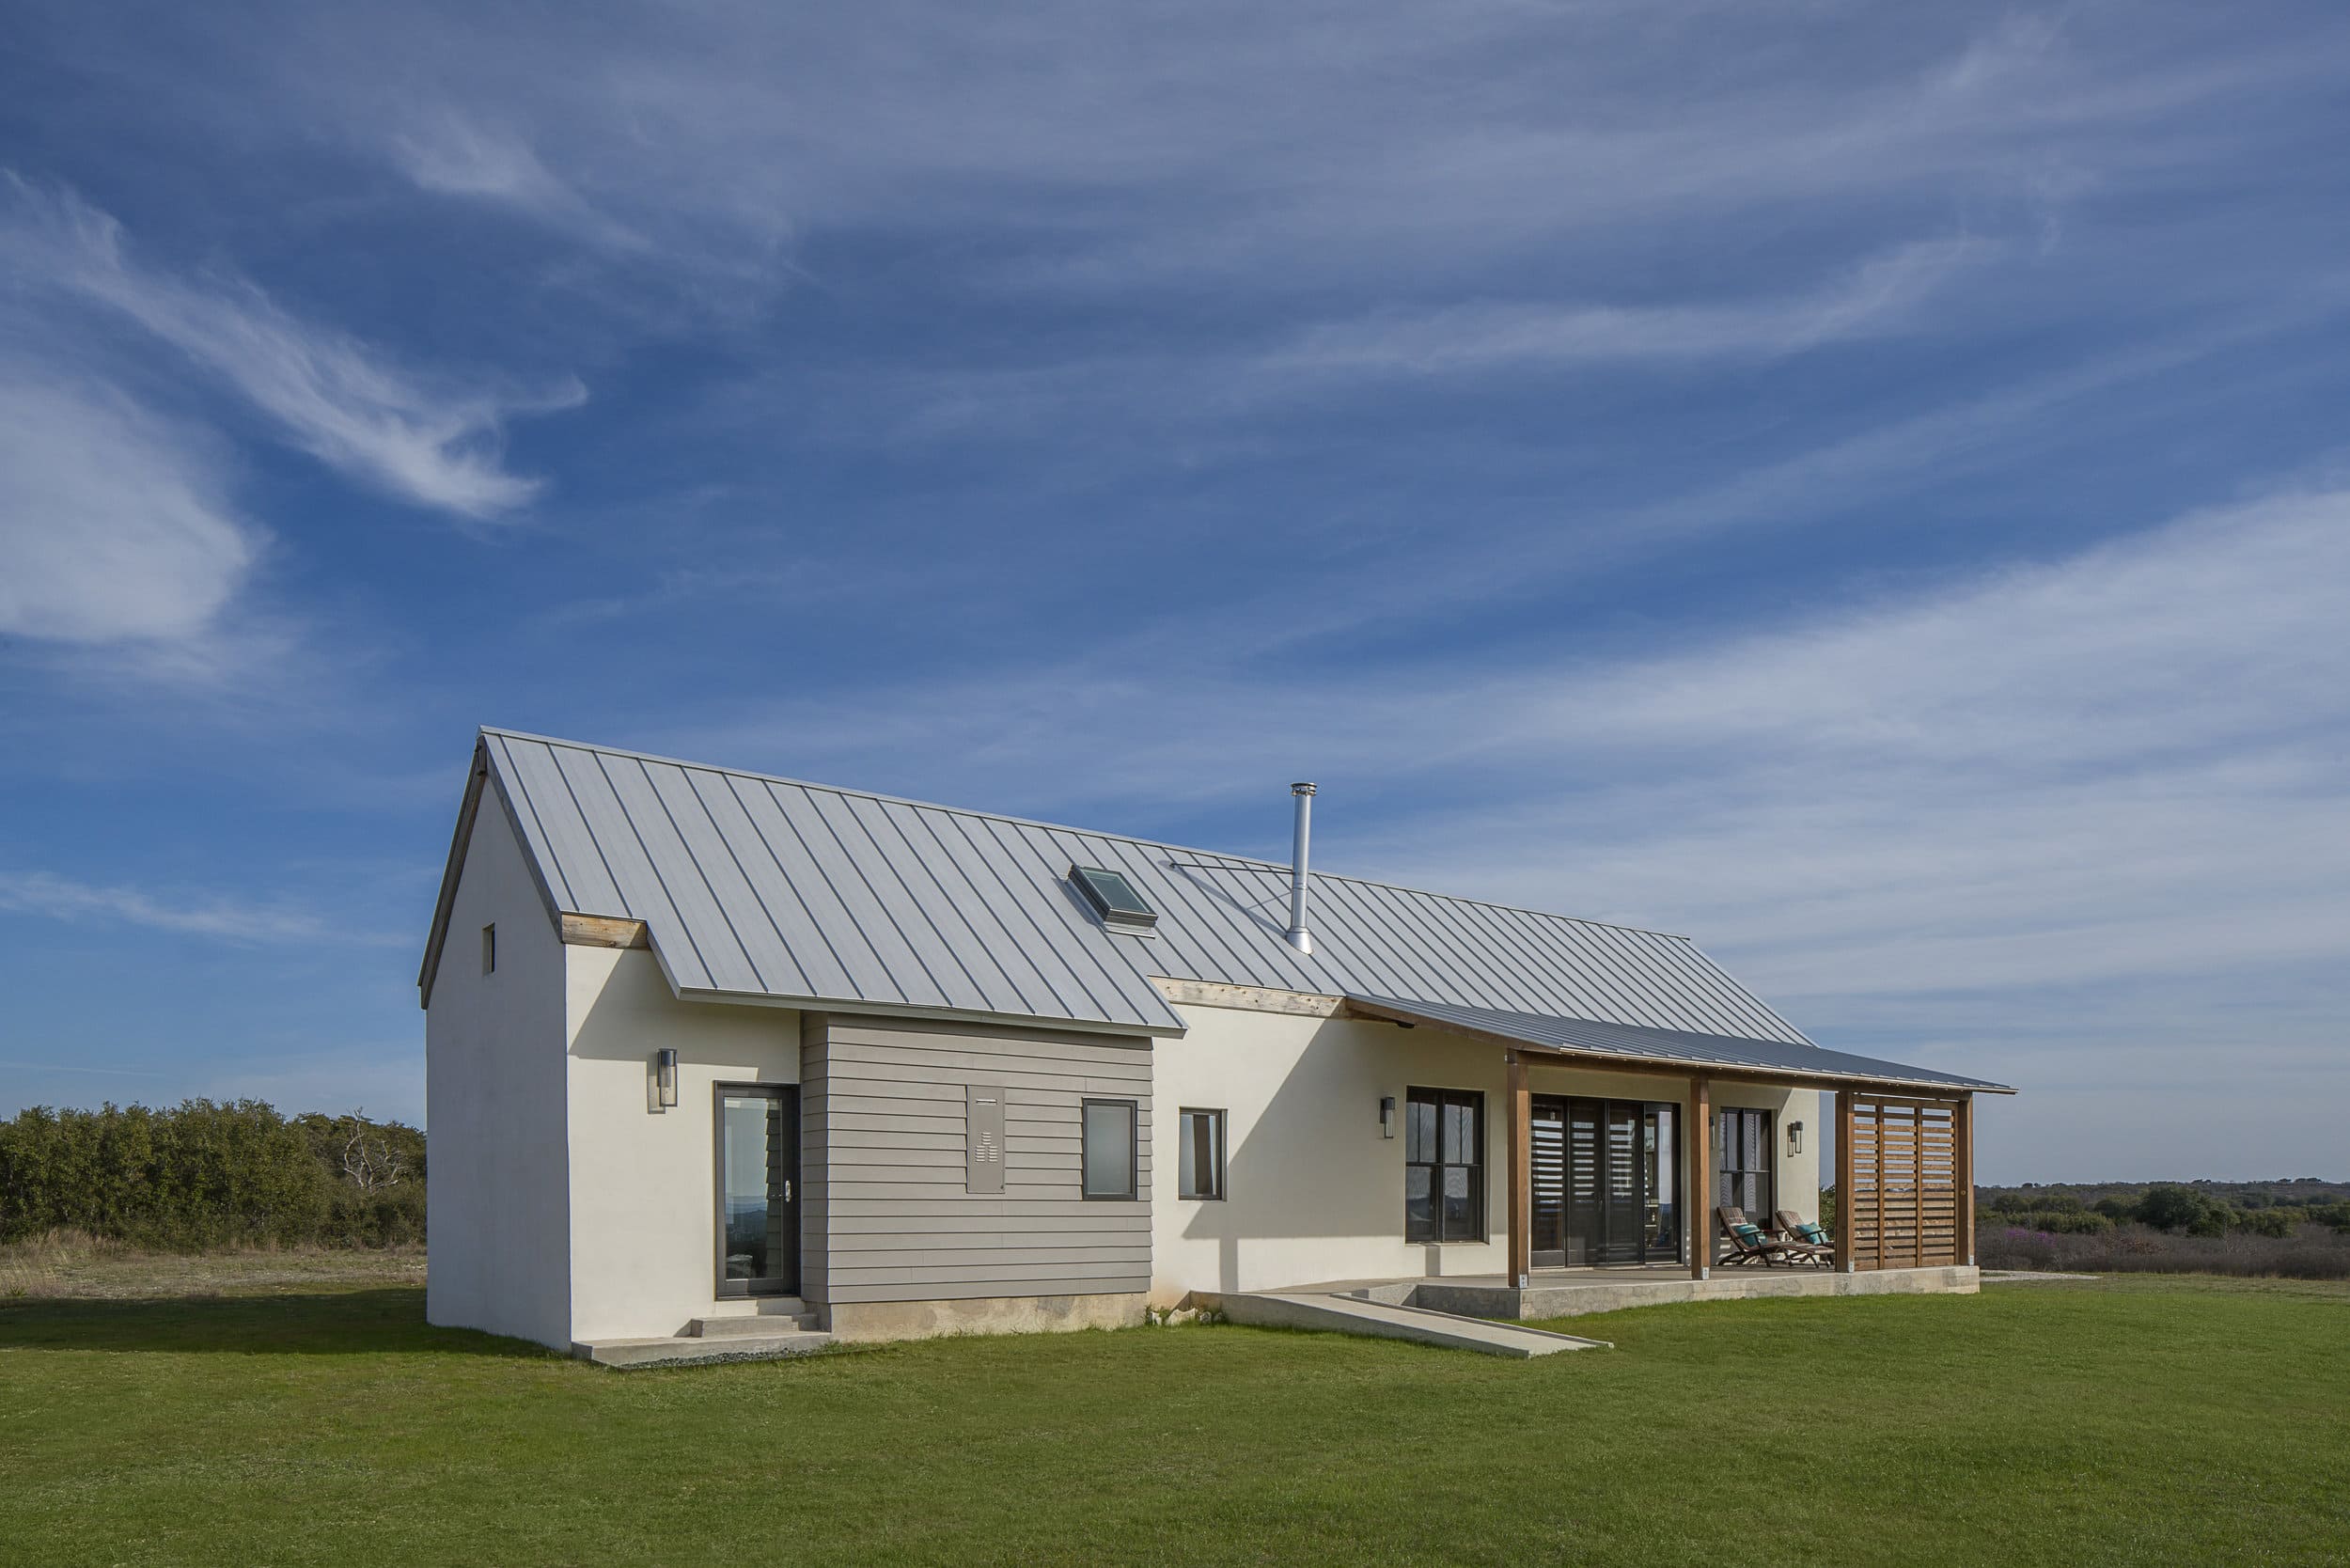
[1716,1206,1832,1267]
[1773,1208,1837,1267]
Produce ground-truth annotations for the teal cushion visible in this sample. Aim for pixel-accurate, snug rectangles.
[1731,1222,1764,1246]
[1797,1223,1829,1245]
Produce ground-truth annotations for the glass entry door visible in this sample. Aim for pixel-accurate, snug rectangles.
[1529,1096,1678,1266]
[715,1085,799,1296]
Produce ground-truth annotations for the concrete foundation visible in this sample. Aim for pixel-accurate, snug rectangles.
[1376,1263,1980,1320]
[822,1291,1147,1342]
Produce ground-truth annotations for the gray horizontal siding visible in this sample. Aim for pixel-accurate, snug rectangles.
[803,1013,1152,1307]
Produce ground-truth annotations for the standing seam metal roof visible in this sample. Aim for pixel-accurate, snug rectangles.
[446,729,1821,1049]
[1349,997,2014,1093]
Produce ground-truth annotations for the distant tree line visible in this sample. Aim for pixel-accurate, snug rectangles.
[0,1100,425,1249]
[1981,1182,2350,1239]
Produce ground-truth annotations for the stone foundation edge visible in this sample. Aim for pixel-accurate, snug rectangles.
[821,1291,1147,1342]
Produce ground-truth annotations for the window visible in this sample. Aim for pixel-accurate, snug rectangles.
[1069,865,1157,932]
[1716,1106,1775,1230]
[481,924,495,975]
[1404,1087,1484,1243]
[1178,1108,1226,1200]
[1082,1098,1138,1200]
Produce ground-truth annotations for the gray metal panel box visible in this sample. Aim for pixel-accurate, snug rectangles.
[966,1082,1005,1195]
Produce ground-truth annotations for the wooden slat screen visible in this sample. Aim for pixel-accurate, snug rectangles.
[1846,1096,1961,1270]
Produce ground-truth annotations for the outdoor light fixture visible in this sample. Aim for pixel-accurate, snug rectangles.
[1788,1120,1805,1156]
[1380,1095,1397,1139]
[654,1048,679,1110]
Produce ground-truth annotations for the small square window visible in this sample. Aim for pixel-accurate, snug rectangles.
[1081,1098,1138,1200]
[1069,865,1157,932]
[481,924,495,976]
[1178,1108,1226,1200]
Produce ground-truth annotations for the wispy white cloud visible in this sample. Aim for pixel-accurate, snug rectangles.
[0,373,259,645]
[0,870,400,946]
[0,175,582,518]
[391,111,648,256]
[1262,238,1991,378]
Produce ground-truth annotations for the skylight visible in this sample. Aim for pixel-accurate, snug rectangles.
[1070,865,1157,933]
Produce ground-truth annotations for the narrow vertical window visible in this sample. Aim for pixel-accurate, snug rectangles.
[481,923,495,975]
[1404,1087,1484,1243]
[1081,1098,1138,1200]
[1178,1108,1226,1200]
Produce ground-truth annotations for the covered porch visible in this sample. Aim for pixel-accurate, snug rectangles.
[1346,996,2014,1299]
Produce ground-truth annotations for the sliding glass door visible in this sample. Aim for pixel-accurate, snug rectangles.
[1529,1096,1678,1266]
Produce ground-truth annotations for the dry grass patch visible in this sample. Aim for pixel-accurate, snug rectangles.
[0,1230,424,1300]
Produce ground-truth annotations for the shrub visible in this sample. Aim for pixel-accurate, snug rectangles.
[2238,1208,2297,1239]
[2137,1184,2231,1236]
[0,1101,424,1250]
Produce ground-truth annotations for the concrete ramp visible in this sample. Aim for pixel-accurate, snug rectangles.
[1219,1291,1608,1357]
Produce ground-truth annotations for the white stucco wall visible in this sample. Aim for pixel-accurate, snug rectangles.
[564,946,801,1342]
[424,796,573,1350]
[1149,1000,1821,1301]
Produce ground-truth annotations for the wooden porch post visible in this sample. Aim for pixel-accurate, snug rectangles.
[1687,1074,1711,1280]
[1834,1090,1856,1274]
[1506,1050,1530,1290]
[1955,1093,1976,1267]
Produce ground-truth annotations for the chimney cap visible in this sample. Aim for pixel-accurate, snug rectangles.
[1291,781,1317,795]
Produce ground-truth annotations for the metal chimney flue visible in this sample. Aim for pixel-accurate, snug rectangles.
[1286,782,1317,954]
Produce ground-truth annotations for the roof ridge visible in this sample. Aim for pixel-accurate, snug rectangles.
[477,726,1694,941]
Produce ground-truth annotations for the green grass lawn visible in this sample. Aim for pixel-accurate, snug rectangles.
[2,1274,2345,1567]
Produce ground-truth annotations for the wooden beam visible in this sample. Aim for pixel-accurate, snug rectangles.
[1955,1093,1976,1267]
[559,913,650,949]
[1506,1050,1531,1290]
[1687,1074,1712,1280]
[1834,1090,1856,1274]
[1155,978,1344,1016]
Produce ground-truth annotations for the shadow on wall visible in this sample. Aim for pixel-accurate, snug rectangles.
[1177,1015,1488,1292]
[0,1289,559,1359]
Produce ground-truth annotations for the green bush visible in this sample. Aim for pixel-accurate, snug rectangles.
[2003,1210,2113,1235]
[2136,1184,2231,1237]
[2238,1208,2298,1239]
[0,1100,424,1250]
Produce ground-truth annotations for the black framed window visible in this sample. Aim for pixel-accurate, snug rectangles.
[1177,1108,1225,1200]
[1082,1098,1138,1200]
[1716,1106,1775,1232]
[1404,1087,1484,1243]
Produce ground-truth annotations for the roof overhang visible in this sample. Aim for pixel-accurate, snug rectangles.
[1344,996,2014,1096]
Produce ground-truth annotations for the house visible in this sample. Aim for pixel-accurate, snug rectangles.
[419,729,2012,1359]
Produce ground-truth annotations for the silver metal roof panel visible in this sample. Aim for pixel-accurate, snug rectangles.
[441,729,1831,1053]
[1346,996,2014,1093]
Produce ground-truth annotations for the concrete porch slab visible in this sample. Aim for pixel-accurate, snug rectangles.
[1271,1263,1980,1321]
[572,1327,836,1369]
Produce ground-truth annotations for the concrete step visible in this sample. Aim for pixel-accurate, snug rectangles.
[690,1309,819,1338]
[573,1328,836,1370]
[1220,1292,1609,1358]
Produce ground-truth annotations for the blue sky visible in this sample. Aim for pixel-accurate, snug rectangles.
[2,1,2343,1181]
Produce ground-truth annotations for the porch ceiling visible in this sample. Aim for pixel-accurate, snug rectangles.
[1345,996,2014,1095]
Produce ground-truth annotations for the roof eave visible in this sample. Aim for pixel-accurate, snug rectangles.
[1341,996,2014,1096]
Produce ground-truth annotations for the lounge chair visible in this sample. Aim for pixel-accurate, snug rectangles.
[1716,1205,1832,1268]
[1773,1208,1837,1267]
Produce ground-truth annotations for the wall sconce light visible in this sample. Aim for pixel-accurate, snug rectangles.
[1787,1120,1805,1156]
[654,1048,679,1110]
[1380,1095,1397,1139]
